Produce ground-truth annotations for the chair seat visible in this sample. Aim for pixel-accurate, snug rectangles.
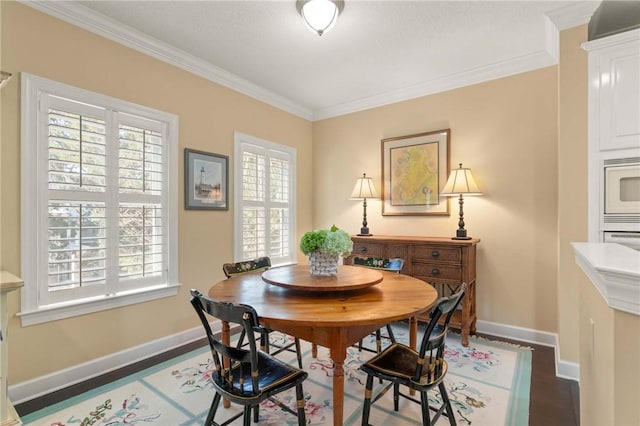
[215,350,307,403]
[361,343,449,389]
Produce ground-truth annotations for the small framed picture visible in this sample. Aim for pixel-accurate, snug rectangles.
[184,148,228,210]
[381,129,450,216]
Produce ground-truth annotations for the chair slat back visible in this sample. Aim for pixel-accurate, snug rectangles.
[190,289,261,395]
[352,256,404,273]
[414,283,466,383]
[223,256,271,278]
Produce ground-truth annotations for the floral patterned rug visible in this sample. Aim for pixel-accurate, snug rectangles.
[21,325,531,425]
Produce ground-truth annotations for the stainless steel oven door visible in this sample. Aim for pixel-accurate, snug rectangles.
[605,165,640,214]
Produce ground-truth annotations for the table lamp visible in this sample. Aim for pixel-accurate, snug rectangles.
[440,163,482,240]
[350,173,379,236]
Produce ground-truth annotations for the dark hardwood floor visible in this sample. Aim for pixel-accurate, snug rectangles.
[16,333,579,425]
[476,333,580,426]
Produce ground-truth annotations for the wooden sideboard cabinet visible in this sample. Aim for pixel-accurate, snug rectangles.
[347,235,479,346]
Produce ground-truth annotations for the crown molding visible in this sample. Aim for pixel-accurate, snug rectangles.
[19,0,314,121]
[546,1,600,31]
[21,0,598,122]
[313,49,556,120]
[582,27,640,51]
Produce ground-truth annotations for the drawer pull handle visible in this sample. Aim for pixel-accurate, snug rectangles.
[431,250,439,258]
[359,246,368,254]
[431,268,440,276]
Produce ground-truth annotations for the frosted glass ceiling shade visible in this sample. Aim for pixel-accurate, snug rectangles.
[297,0,344,36]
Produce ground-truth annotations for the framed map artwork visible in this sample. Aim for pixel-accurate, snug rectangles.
[381,129,450,216]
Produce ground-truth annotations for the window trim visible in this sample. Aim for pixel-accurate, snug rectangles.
[233,132,297,265]
[20,73,179,326]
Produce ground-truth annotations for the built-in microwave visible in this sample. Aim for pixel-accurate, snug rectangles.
[602,159,640,234]
[605,163,640,214]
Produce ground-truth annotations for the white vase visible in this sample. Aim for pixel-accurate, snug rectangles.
[309,250,339,276]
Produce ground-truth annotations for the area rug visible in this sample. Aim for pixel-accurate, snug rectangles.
[21,326,531,425]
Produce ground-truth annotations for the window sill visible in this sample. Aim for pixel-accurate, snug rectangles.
[18,283,181,326]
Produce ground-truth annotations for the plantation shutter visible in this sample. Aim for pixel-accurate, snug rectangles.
[42,96,167,305]
[117,114,166,287]
[236,136,295,264]
[268,155,291,259]
[241,146,267,259]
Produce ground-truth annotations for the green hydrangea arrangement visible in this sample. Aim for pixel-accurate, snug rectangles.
[300,225,353,257]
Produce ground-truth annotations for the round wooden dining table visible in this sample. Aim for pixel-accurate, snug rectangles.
[208,264,438,426]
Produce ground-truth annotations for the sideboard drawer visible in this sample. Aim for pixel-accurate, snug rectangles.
[353,242,385,257]
[411,262,461,281]
[412,245,461,263]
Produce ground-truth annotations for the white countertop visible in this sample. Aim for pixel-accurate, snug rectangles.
[572,242,640,316]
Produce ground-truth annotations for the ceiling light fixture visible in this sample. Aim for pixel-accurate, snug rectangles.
[296,0,344,36]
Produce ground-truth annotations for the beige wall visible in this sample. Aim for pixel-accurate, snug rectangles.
[1,2,313,384]
[557,26,589,364]
[579,277,615,425]
[578,292,640,425]
[613,311,640,426]
[0,1,4,270]
[313,68,559,332]
[565,25,640,426]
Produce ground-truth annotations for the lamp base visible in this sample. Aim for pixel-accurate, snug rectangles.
[452,228,472,240]
[358,226,372,236]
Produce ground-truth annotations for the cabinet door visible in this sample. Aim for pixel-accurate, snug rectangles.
[597,41,640,151]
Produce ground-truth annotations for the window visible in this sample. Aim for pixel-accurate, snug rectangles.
[20,73,179,325]
[234,133,296,265]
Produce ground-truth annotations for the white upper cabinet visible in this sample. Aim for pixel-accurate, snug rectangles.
[584,29,640,152]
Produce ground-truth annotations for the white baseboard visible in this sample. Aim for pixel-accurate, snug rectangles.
[10,319,579,404]
[557,359,580,381]
[9,321,221,405]
[477,320,580,382]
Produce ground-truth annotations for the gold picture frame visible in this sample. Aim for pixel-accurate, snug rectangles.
[381,129,450,216]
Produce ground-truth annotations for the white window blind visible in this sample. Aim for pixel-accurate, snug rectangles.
[21,73,179,325]
[234,133,296,265]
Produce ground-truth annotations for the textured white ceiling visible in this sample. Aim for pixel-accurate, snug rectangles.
[34,0,599,120]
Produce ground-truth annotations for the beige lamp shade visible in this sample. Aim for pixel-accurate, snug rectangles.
[441,163,482,196]
[350,173,379,199]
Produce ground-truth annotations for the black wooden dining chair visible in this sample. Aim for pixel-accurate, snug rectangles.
[222,256,303,369]
[359,282,467,426]
[352,256,404,353]
[190,289,308,426]
[222,256,272,277]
